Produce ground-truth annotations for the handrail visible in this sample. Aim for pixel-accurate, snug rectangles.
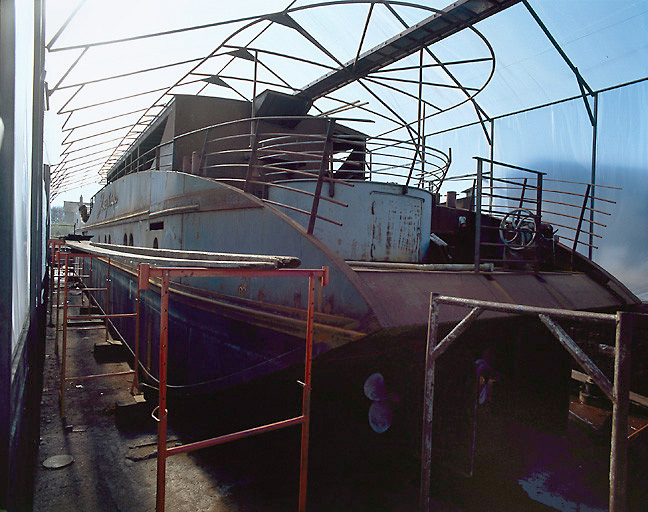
[467,157,617,270]
[98,114,450,233]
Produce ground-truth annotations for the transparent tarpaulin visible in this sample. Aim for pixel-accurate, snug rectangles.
[596,81,648,300]
[528,0,648,92]
[12,0,34,353]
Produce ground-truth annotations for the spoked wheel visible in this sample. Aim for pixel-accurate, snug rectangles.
[499,208,537,251]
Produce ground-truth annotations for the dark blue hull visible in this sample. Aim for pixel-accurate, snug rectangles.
[86,259,309,392]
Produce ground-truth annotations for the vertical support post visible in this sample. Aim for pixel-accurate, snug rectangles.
[244,50,260,194]
[571,183,591,268]
[420,292,439,512]
[105,257,111,343]
[156,271,170,512]
[245,122,259,193]
[489,121,495,214]
[536,172,543,222]
[55,251,61,353]
[518,178,528,209]
[252,49,258,109]
[589,93,598,260]
[609,311,632,512]
[48,246,54,325]
[131,265,141,394]
[474,159,483,271]
[60,254,70,417]
[298,274,316,511]
[308,120,334,235]
[198,127,210,177]
[416,48,424,188]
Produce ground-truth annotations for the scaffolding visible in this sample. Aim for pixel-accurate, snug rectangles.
[419,294,636,512]
[49,239,326,512]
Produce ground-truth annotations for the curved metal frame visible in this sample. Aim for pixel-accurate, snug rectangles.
[48,0,499,197]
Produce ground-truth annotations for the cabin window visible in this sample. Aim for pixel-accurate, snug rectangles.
[108,234,111,244]
[104,235,106,243]
[150,221,164,230]
[129,233,134,246]
[153,237,158,249]
[123,234,128,245]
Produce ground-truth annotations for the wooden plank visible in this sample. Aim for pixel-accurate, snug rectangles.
[65,241,285,269]
[66,241,300,269]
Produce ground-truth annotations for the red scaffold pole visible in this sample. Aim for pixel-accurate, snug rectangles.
[155,271,170,512]
[298,274,316,511]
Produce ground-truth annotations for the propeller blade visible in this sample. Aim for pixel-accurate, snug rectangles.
[368,400,393,433]
[363,372,388,401]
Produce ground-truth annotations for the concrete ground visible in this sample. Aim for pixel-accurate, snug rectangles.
[33,286,427,512]
[35,282,624,512]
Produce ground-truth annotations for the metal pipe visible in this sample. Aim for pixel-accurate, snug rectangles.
[539,314,613,400]
[544,176,620,190]
[572,183,591,267]
[64,370,134,381]
[419,293,439,512]
[131,267,141,393]
[543,187,614,204]
[434,295,615,322]
[589,93,599,259]
[166,416,304,457]
[156,271,170,512]
[429,307,483,361]
[609,311,633,512]
[542,202,610,219]
[105,258,111,343]
[474,159,483,271]
[298,274,316,511]
[346,261,494,272]
[474,157,545,177]
[151,265,324,511]
[215,179,349,207]
[308,120,334,234]
[60,254,70,417]
[263,199,343,227]
[68,313,137,319]
[55,251,61,353]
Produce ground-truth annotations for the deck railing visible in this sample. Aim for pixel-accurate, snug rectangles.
[105,115,450,234]
[442,157,618,270]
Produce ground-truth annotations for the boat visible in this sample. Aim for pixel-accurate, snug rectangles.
[73,1,640,439]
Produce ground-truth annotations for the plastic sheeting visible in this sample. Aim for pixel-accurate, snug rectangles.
[596,81,648,300]
[43,0,648,296]
[12,0,34,352]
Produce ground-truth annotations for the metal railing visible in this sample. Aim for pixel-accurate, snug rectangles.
[443,157,618,270]
[103,115,450,235]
